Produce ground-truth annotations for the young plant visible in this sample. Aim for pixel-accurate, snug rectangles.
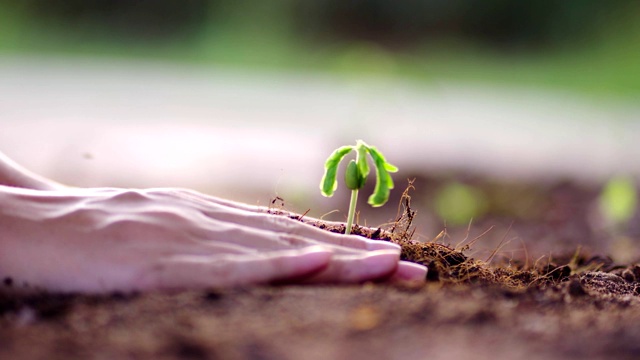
[320,140,398,235]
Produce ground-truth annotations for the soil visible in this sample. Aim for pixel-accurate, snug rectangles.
[2,178,640,360]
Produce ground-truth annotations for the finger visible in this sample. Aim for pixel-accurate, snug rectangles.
[390,261,428,282]
[127,240,259,256]
[153,188,402,253]
[195,221,322,250]
[167,189,402,252]
[303,249,400,284]
[204,210,401,252]
[193,219,375,256]
[135,246,332,291]
[166,188,269,213]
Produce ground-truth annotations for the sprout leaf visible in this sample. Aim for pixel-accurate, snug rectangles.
[320,145,354,197]
[367,147,397,207]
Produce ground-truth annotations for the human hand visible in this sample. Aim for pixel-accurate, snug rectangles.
[0,186,426,293]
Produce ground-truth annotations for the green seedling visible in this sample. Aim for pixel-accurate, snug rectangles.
[320,140,398,235]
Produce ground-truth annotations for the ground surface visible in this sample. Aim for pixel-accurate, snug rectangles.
[2,279,640,360]
[2,180,640,360]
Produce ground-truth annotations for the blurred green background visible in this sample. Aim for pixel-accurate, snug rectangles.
[1,0,639,97]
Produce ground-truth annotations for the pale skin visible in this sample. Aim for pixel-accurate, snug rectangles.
[0,152,426,293]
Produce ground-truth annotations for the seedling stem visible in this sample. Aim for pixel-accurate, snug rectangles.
[345,190,359,235]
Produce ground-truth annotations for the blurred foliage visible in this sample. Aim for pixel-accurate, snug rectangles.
[599,177,638,226]
[0,0,638,96]
[296,0,629,49]
[433,182,488,226]
[21,0,210,41]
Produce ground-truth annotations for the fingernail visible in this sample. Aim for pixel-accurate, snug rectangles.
[396,262,428,281]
